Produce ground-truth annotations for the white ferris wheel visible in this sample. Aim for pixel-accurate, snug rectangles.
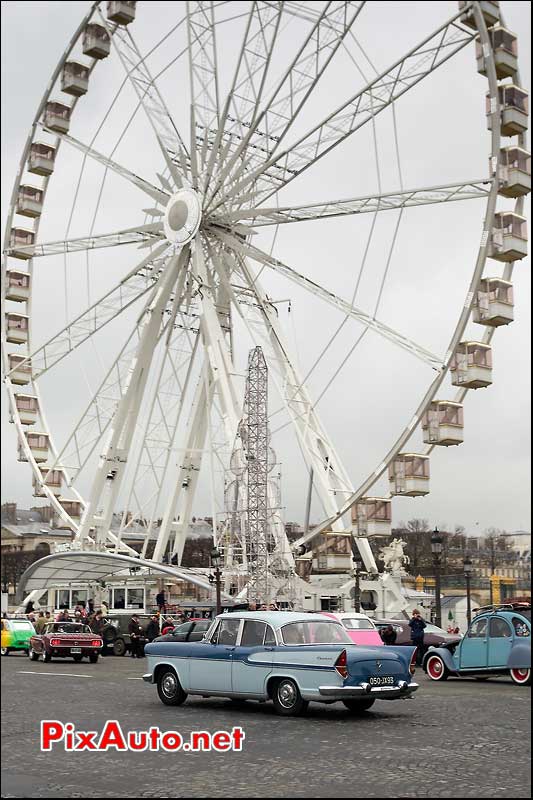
[1,1,530,591]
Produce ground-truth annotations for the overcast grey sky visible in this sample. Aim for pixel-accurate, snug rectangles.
[1,1,531,535]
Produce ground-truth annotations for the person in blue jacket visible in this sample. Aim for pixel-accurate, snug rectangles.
[408,609,427,665]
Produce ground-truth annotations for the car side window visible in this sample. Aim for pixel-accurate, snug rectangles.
[467,618,487,638]
[512,617,530,637]
[241,621,267,647]
[264,625,276,646]
[489,617,512,638]
[217,618,240,646]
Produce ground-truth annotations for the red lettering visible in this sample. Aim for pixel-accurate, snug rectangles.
[75,731,97,751]
[97,720,127,751]
[161,732,182,751]
[212,731,231,751]
[231,727,245,751]
[128,731,148,751]
[41,721,64,751]
[149,726,161,750]
[191,731,210,751]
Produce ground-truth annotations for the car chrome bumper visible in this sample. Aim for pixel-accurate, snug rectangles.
[142,673,154,684]
[318,681,419,699]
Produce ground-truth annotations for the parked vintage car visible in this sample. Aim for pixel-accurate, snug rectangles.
[29,622,102,663]
[1,617,35,656]
[321,612,383,645]
[423,604,531,685]
[143,611,419,716]
[374,618,461,649]
[154,618,212,643]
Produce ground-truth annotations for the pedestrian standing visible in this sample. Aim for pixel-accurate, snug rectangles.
[145,614,160,642]
[34,611,47,634]
[408,609,427,665]
[155,589,166,613]
[128,614,145,658]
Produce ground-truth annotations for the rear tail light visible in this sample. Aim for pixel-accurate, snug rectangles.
[50,639,61,646]
[92,640,101,647]
[335,649,349,679]
[409,648,417,675]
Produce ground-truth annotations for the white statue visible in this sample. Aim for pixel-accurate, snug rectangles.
[379,538,410,576]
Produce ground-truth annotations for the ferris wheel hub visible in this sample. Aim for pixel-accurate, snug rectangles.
[163,188,202,245]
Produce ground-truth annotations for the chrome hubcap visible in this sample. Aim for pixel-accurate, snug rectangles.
[162,672,177,697]
[278,681,297,708]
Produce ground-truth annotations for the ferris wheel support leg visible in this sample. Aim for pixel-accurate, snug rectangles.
[77,248,188,548]
[233,250,378,573]
[152,369,214,564]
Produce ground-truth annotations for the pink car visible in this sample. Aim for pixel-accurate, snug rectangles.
[322,612,383,646]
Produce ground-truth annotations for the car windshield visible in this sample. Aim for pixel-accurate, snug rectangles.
[281,621,352,645]
[341,618,375,630]
[11,621,33,630]
[423,624,452,634]
[51,624,89,634]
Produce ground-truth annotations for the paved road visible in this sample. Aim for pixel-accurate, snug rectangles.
[1,653,530,798]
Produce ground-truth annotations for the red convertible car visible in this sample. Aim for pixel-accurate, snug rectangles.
[29,622,102,663]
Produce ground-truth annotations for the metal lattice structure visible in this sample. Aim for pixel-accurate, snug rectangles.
[1,2,529,599]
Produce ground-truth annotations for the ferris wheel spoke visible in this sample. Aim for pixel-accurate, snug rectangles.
[40,128,170,205]
[97,10,191,189]
[6,243,169,380]
[187,1,221,175]
[6,223,165,259]
[218,179,492,227]
[76,248,189,547]
[215,232,444,369]
[202,1,284,198]
[206,1,365,211]
[218,7,476,208]
[115,327,202,556]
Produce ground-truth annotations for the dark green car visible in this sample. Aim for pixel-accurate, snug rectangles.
[1,618,35,655]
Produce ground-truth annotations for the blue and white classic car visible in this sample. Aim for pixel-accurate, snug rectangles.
[143,612,418,715]
[423,604,531,685]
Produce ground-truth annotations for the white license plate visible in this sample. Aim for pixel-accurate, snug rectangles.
[369,675,394,686]
[70,648,82,654]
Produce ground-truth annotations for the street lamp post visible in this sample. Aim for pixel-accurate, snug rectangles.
[352,556,363,613]
[210,548,222,616]
[464,555,473,627]
[431,528,443,628]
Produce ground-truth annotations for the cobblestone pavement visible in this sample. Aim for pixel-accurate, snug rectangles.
[1,653,530,798]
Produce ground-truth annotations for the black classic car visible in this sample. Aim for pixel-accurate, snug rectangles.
[154,618,212,643]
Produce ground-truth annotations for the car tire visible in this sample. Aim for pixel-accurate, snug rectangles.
[0,647,9,656]
[42,652,52,663]
[156,668,187,706]
[113,638,127,657]
[73,655,84,662]
[272,678,308,717]
[509,668,531,686]
[89,653,99,664]
[102,625,117,645]
[426,654,449,681]
[29,647,39,661]
[342,698,376,713]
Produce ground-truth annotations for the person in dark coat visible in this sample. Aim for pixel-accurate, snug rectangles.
[380,625,397,646]
[408,609,427,665]
[145,615,160,642]
[155,590,166,613]
[128,614,145,658]
[90,611,105,636]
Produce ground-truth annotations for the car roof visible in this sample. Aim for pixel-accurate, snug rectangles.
[327,611,373,620]
[217,611,335,629]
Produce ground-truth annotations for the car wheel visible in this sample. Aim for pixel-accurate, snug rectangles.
[0,647,9,656]
[113,638,127,657]
[426,654,449,681]
[42,652,52,663]
[156,669,187,706]
[73,655,84,663]
[510,668,531,686]
[342,698,376,713]
[89,653,99,664]
[29,647,39,662]
[272,678,308,717]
